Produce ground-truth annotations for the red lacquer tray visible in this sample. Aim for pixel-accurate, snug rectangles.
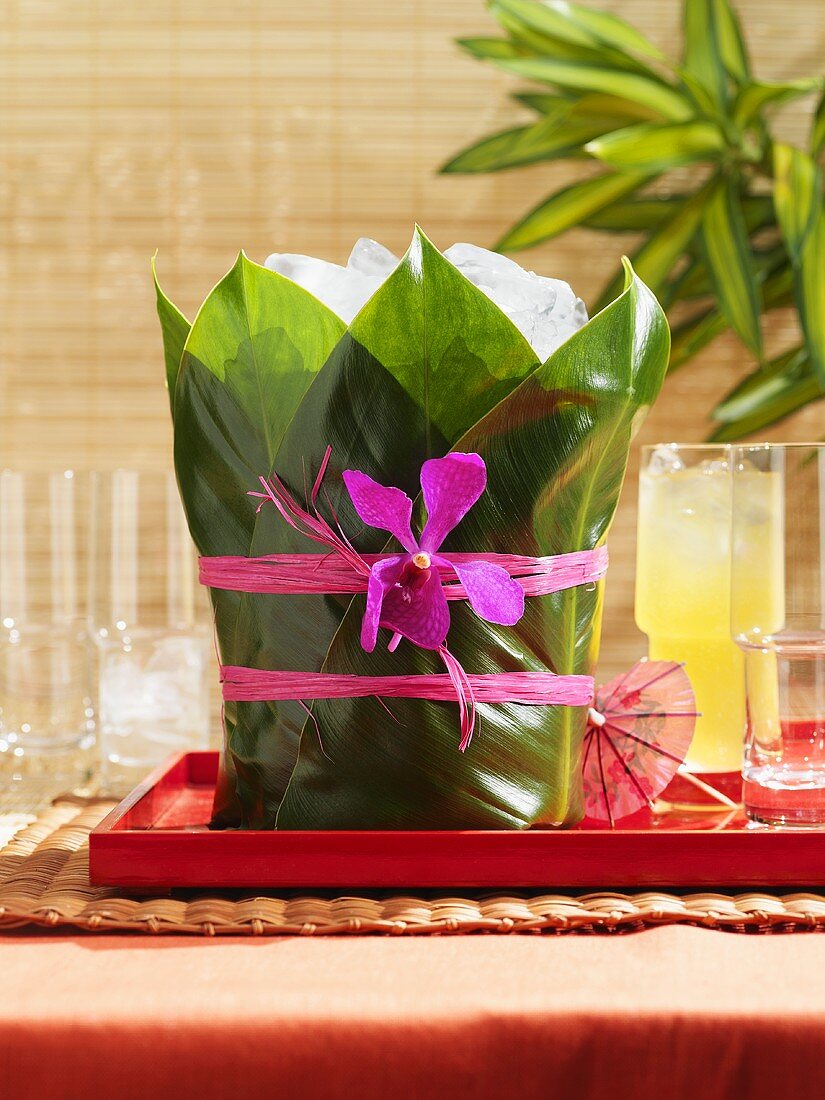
[89,751,825,889]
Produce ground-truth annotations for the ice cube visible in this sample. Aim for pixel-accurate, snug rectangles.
[445,242,588,361]
[264,252,385,324]
[347,238,399,277]
[264,238,587,358]
[698,458,730,476]
[646,444,685,474]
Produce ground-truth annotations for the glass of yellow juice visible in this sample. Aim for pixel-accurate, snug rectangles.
[635,444,743,776]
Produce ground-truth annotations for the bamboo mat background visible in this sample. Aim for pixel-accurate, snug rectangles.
[1,0,823,680]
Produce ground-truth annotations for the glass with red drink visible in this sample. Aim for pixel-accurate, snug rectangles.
[732,444,825,827]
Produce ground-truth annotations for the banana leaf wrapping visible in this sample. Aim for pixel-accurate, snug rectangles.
[155,230,669,830]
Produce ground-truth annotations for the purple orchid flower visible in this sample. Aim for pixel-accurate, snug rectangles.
[342,452,525,654]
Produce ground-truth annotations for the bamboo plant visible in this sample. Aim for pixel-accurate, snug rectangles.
[442,0,825,438]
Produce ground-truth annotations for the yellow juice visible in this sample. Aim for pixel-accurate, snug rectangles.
[635,457,782,773]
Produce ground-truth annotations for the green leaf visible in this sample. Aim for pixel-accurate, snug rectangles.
[513,90,665,124]
[812,91,825,158]
[683,0,729,107]
[699,177,763,358]
[346,228,540,445]
[276,262,670,829]
[773,142,822,262]
[666,239,786,308]
[669,260,793,369]
[440,114,611,173]
[594,181,715,309]
[669,307,729,371]
[710,346,823,439]
[513,91,573,115]
[457,36,527,61]
[591,192,773,237]
[585,120,725,172]
[490,4,663,79]
[583,194,692,232]
[152,255,191,419]
[492,0,664,61]
[715,0,750,82]
[490,59,694,121]
[733,78,822,128]
[772,143,825,385]
[796,208,825,386]
[172,253,347,823]
[497,170,650,251]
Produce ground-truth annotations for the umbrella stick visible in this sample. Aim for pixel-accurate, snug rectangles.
[675,766,739,809]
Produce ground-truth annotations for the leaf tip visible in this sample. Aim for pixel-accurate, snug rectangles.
[620,255,635,289]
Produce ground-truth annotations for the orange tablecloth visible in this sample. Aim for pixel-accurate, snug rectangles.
[1,926,824,1100]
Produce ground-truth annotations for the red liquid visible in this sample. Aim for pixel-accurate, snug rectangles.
[743,717,825,826]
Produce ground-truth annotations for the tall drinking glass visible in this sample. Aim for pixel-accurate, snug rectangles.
[91,471,212,792]
[635,444,746,777]
[732,444,825,827]
[0,470,97,805]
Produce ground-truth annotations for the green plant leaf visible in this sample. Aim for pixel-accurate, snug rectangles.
[276,262,670,829]
[172,254,347,824]
[710,346,823,439]
[511,90,662,123]
[668,260,794,369]
[594,181,716,309]
[583,194,691,231]
[683,0,729,107]
[716,0,751,81]
[733,78,822,128]
[669,307,728,371]
[771,142,825,385]
[812,91,825,158]
[491,4,664,79]
[490,58,694,121]
[152,256,191,420]
[440,114,610,173]
[497,169,650,251]
[588,191,774,236]
[667,239,787,307]
[345,229,540,445]
[796,208,825,386]
[457,36,528,61]
[699,176,763,358]
[773,142,822,262]
[585,120,725,172]
[492,0,664,61]
[512,90,574,114]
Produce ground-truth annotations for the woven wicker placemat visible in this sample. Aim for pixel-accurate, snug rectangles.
[1,800,824,936]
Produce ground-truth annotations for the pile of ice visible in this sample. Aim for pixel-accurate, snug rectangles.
[264,238,588,362]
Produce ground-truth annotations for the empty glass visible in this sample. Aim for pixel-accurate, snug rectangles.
[0,470,97,804]
[90,471,212,792]
[732,444,825,827]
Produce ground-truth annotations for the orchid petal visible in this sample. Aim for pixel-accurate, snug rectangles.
[361,555,405,652]
[419,452,486,552]
[380,570,450,651]
[342,470,418,553]
[452,560,525,626]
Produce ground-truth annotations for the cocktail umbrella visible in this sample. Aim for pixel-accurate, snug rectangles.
[583,659,717,825]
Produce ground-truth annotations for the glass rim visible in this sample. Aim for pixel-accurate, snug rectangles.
[0,467,84,478]
[731,442,825,452]
[640,442,729,455]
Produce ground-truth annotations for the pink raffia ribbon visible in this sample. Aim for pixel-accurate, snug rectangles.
[199,546,608,598]
[221,666,594,705]
[221,662,594,754]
